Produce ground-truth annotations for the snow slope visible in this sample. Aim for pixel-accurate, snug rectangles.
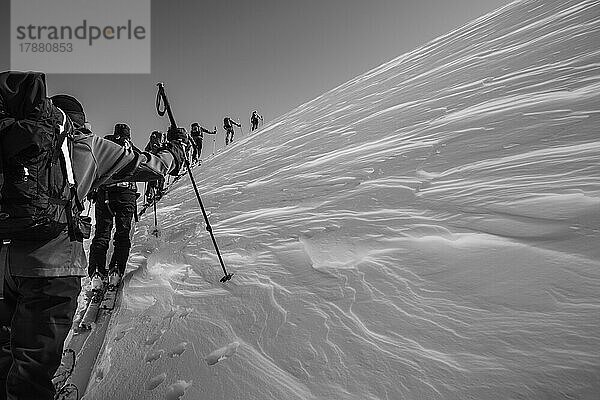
[82,0,600,399]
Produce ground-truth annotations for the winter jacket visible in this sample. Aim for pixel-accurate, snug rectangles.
[191,126,213,138]
[223,118,240,130]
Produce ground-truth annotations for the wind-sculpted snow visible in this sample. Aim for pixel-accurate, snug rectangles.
[84,1,600,399]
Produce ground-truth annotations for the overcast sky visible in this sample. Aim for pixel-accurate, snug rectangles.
[0,0,510,152]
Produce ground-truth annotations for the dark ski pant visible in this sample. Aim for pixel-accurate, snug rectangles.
[251,121,258,131]
[191,136,203,161]
[88,189,137,277]
[225,128,234,145]
[0,273,80,400]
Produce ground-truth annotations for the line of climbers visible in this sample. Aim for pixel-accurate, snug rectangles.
[142,110,264,204]
[88,110,264,289]
[0,72,188,400]
[0,71,266,400]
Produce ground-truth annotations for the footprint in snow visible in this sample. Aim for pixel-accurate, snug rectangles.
[145,372,167,391]
[179,308,193,319]
[205,342,239,366]
[165,380,192,400]
[145,329,165,346]
[163,308,177,320]
[169,342,188,358]
[114,328,133,342]
[145,349,164,363]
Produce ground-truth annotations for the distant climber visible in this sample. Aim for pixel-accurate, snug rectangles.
[250,110,263,131]
[223,116,241,146]
[190,122,217,163]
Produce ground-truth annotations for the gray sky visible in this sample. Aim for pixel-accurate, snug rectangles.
[0,0,510,152]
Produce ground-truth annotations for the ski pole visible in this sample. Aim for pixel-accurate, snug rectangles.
[151,187,160,237]
[155,83,233,283]
[212,126,217,156]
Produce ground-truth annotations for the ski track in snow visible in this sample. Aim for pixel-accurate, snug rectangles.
[82,1,600,399]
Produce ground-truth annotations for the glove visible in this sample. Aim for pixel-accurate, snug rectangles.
[162,141,186,176]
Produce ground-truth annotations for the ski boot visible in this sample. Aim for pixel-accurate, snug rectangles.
[108,269,123,288]
[91,272,106,291]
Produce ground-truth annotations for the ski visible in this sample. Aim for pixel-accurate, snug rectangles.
[53,349,79,400]
[77,286,106,331]
[100,280,122,311]
[55,279,124,398]
[54,382,79,400]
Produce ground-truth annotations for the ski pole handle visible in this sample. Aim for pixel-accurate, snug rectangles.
[156,83,178,129]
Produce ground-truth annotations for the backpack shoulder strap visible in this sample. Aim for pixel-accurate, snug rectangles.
[57,109,84,241]
[57,109,75,186]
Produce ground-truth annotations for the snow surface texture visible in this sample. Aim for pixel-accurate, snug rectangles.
[81,1,600,399]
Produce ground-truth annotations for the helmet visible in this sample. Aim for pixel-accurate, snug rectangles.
[50,94,86,127]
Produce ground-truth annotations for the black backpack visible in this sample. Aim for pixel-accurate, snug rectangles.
[0,71,84,242]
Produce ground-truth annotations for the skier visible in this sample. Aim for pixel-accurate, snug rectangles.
[87,123,139,289]
[144,130,166,202]
[0,71,186,400]
[190,122,216,163]
[250,110,263,131]
[223,116,241,146]
[175,126,193,164]
[188,126,200,165]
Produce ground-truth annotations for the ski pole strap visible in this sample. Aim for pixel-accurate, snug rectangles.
[156,85,167,117]
[0,239,11,300]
